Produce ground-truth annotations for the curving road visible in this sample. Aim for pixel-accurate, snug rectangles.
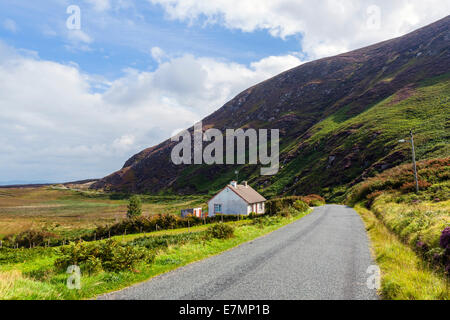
[98,205,378,300]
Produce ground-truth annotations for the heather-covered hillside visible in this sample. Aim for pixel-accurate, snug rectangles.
[92,16,450,199]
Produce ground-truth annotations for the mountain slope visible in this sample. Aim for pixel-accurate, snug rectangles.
[92,16,450,199]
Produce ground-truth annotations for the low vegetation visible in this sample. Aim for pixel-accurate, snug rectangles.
[349,157,449,299]
[0,186,208,240]
[355,204,448,300]
[54,240,155,274]
[126,195,142,219]
[206,223,235,239]
[0,199,311,300]
[265,194,324,215]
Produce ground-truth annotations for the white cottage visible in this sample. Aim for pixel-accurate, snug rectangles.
[208,181,267,216]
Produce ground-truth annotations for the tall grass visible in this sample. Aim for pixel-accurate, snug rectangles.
[355,204,448,300]
[0,210,310,300]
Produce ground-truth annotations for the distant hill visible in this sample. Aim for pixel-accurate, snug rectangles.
[92,16,450,200]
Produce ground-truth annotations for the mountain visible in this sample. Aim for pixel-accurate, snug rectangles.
[92,16,450,200]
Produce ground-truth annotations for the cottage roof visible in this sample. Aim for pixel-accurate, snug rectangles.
[227,184,267,204]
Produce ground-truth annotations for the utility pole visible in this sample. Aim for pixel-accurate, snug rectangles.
[399,130,419,193]
[410,130,419,194]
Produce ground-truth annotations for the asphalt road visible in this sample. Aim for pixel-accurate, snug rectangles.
[98,205,379,300]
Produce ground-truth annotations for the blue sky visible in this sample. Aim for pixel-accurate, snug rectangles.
[0,0,448,184]
[0,1,302,79]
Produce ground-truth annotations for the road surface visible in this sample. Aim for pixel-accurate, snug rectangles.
[98,205,378,300]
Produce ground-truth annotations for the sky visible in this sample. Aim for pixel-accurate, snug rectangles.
[0,0,449,184]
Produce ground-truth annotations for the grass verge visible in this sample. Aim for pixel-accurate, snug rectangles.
[0,210,310,300]
[355,204,449,300]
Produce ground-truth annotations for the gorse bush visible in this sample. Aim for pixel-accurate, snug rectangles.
[54,240,154,274]
[127,195,142,219]
[206,223,235,239]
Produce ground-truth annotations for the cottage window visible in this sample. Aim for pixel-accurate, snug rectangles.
[214,204,222,213]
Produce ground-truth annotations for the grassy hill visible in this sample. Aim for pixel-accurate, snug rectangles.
[92,16,450,200]
[346,158,449,299]
[263,74,449,200]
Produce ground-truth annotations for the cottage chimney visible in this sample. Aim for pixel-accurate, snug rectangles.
[242,181,248,187]
[230,181,237,188]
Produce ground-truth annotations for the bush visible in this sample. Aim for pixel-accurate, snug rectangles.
[266,196,311,215]
[127,195,142,219]
[4,230,58,248]
[54,240,154,274]
[400,181,432,193]
[440,227,450,275]
[130,232,205,250]
[300,194,325,206]
[252,216,282,228]
[293,200,309,213]
[206,223,234,239]
[347,158,450,204]
[440,227,450,249]
[367,191,384,207]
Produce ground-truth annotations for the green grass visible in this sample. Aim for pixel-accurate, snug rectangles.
[0,210,310,300]
[355,204,449,300]
[260,74,450,199]
[0,187,208,239]
[371,195,449,250]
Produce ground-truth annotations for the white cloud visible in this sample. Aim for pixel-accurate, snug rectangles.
[67,30,93,44]
[85,0,111,11]
[0,42,302,182]
[150,0,450,58]
[3,18,18,33]
[151,46,166,63]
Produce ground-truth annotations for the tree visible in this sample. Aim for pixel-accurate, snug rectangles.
[127,195,142,219]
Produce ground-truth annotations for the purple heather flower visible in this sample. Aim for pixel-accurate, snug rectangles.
[440,227,450,249]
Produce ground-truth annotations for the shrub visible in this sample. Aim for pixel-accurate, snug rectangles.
[300,194,325,206]
[347,158,450,204]
[266,196,311,215]
[293,200,309,213]
[206,223,234,239]
[416,240,429,259]
[440,227,450,276]
[439,227,450,249]
[366,191,383,207]
[252,216,282,228]
[266,196,301,215]
[127,195,142,219]
[54,240,154,274]
[4,230,58,248]
[400,181,432,193]
[130,232,205,250]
